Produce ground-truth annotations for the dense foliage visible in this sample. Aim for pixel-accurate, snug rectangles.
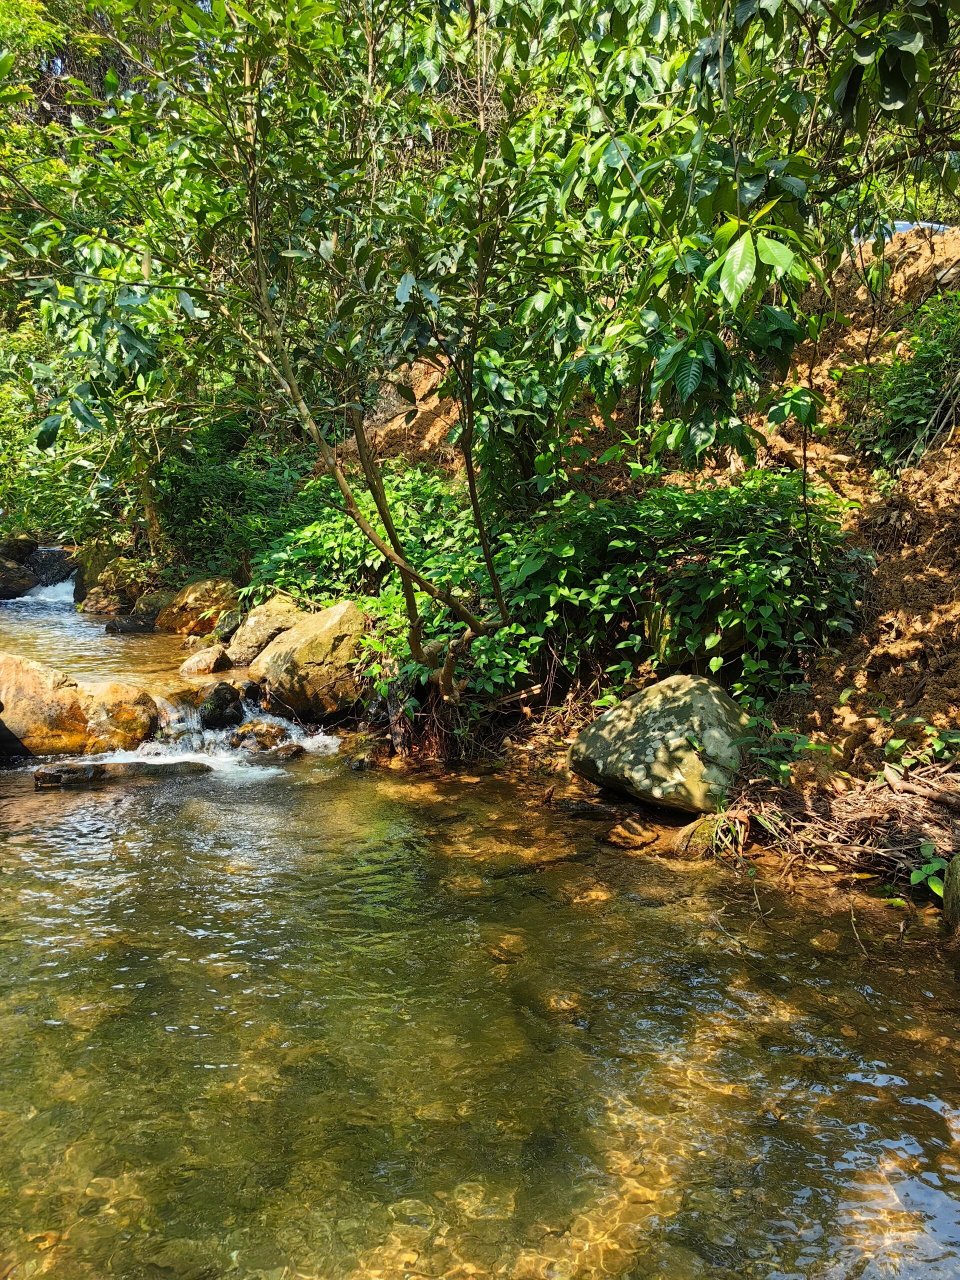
[0,0,958,737]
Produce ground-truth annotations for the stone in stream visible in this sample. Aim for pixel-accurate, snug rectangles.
[249,600,366,720]
[179,644,230,677]
[226,595,307,667]
[229,719,288,751]
[0,556,38,599]
[198,681,244,730]
[570,674,749,814]
[34,759,213,788]
[0,654,159,758]
[105,616,156,635]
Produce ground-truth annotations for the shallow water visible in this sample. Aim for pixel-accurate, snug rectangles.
[0,581,188,690]
[2,597,960,1278]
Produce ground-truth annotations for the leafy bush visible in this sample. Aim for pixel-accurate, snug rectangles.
[852,289,960,470]
[249,464,864,709]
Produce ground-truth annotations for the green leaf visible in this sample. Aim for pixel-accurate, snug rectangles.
[928,876,945,897]
[720,232,756,308]
[395,272,416,304]
[177,290,196,319]
[757,235,795,275]
[675,352,703,401]
[0,50,14,80]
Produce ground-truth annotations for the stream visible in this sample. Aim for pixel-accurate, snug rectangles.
[1,587,960,1277]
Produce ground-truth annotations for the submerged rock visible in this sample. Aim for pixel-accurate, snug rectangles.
[105,616,155,635]
[155,578,239,636]
[249,600,366,720]
[570,674,749,814]
[226,595,307,667]
[179,644,230,677]
[0,556,38,599]
[198,681,244,730]
[34,759,213,788]
[0,654,159,757]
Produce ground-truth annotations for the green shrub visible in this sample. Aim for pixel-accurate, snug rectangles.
[248,465,864,710]
[852,289,960,470]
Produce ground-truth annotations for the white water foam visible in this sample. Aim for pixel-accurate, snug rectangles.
[16,577,76,606]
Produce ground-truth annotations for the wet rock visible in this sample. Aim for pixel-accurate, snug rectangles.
[34,759,213,788]
[27,545,75,586]
[0,533,38,564]
[80,681,161,753]
[0,556,38,599]
[570,674,749,814]
[198,681,244,730]
[155,577,239,636]
[226,595,306,667]
[80,556,152,614]
[105,616,155,635]
[0,654,158,757]
[249,600,366,720]
[80,585,128,615]
[179,644,230,677]
[264,741,305,761]
[229,719,287,751]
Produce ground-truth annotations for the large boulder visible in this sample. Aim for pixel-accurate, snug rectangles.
[155,578,239,636]
[249,600,365,720]
[0,534,38,564]
[72,542,120,603]
[569,674,749,814]
[0,556,38,599]
[226,596,307,667]
[0,654,159,758]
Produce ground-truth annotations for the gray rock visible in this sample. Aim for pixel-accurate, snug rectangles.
[34,759,212,788]
[226,596,307,667]
[570,674,749,814]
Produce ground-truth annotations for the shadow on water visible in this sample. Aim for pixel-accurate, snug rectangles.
[0,763,959,1278]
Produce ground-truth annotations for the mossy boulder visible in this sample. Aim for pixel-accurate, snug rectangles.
[155,578,239,636]
[249,600,366,720]
[570,674,749,814]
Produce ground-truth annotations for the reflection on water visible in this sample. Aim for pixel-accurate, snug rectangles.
[1,761,960,1278]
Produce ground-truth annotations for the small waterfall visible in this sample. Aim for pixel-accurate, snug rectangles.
[27,546,75,587]
[23,576,76,605]
[140,696,339,775]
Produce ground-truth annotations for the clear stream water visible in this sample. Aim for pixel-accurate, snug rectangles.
[1,591,960,1278]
